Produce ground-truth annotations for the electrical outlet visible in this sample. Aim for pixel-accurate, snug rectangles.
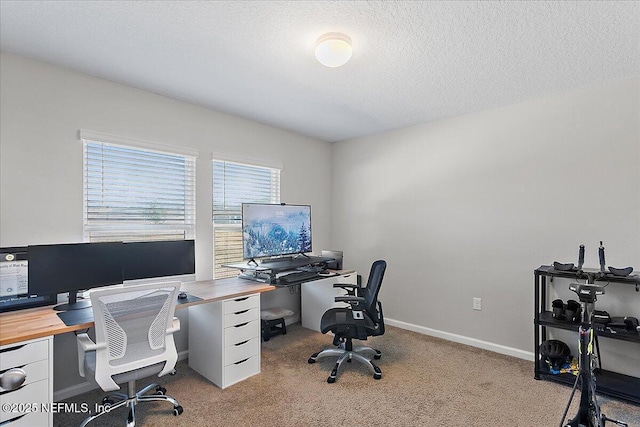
[473,297,482,311]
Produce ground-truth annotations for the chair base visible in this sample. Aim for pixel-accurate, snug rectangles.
[79,380,183,427]
[308,343,382,383]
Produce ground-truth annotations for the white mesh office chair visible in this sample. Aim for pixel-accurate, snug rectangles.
[76,282,183,427]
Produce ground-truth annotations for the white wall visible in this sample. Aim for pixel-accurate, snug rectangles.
[331,78,640,374]
[0,52,332,393]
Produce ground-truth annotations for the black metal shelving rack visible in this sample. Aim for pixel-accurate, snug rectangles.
[534,265,640,405]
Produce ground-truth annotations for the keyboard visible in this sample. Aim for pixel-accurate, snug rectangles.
[278,271,319,285]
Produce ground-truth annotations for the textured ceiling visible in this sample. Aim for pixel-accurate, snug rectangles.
[1,1,639,142]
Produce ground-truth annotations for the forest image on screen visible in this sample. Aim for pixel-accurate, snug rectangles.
[243,204,311,259]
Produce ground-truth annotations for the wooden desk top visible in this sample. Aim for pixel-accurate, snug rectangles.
[0,277,275,347]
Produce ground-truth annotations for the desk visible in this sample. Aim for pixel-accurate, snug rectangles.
[0,278,274,427]
[0,278,275,347]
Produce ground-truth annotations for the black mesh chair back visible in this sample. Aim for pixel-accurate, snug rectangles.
[363,260,386,321]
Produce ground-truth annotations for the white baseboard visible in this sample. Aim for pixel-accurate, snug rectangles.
[54,350,190,401]
[385,318,535,362]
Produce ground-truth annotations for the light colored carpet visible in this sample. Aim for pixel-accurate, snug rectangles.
[55,324,639,426]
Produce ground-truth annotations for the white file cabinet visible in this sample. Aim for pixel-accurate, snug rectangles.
[189,294,261,389]
[301,272,358,332]
[0,336,53,427]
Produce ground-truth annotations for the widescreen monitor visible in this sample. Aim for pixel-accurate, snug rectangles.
[123,239,195,280]
[28,242,123,310]
[242,203,312,260]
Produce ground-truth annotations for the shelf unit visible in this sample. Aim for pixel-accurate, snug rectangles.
[534,265,640,404]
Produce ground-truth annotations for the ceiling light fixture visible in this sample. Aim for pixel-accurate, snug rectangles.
[315,32,352,68]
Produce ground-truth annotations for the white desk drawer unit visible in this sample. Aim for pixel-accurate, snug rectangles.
[301,272,358,332]
[0,336,53,427]
[189,294,261,389]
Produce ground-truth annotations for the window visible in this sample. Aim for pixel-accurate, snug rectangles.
[213,158,281,278]
[82,130,197,243]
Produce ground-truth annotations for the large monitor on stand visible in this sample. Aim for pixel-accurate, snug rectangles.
[28,242,124,311]
[242,203,312,263]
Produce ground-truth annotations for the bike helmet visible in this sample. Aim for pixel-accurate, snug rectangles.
[540,339,571,370]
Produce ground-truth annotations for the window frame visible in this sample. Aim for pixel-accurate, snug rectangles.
[212,155,281,279]
[81,130,198,243]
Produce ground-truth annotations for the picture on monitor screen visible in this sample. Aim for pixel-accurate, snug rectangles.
[242,204,312,259]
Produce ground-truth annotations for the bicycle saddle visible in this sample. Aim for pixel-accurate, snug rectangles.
[569,283,604,303]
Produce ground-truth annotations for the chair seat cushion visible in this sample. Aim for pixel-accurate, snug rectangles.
[320,308,375,339]
[84,352,165,386]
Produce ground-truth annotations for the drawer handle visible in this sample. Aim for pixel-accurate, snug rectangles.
[0,344,26,354]
[234,309,249,315]
[234,297,249,302]
[234,322,249,328]
[0,368,27,392]
[234,358,249,365]
[234,340,249,347]
[1,413,27,424]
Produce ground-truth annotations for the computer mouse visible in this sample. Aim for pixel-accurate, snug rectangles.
[178,292,188,300]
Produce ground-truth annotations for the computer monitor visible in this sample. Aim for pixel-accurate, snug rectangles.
[0,246,57,312]
[242,203,312,260]
[123,239,195,281]
[28,242,124,310]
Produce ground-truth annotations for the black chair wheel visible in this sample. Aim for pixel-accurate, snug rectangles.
[327,377,335,383]
[101,397,114,408]
[374,354,381,360]
[155,386,166,395]
[173,405,183,416]
[307,357,316,364]
[373,373,382,380]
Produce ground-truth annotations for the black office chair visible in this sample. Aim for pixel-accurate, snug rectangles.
[308,260,386,383]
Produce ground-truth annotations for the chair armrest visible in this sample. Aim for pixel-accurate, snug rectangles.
[333,283,361,296]
[166,317,181,334]
[335,296,365,304]
[335,296,366,311]
[75,333,105,378]
[76,333,103,352]
[333,283,358,289]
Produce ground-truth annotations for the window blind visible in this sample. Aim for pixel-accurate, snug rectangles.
[83,138,196,242]
[213,160,280,278]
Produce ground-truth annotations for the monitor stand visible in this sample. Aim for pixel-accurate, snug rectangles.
[53,291,92,311]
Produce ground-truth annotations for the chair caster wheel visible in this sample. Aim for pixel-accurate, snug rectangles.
[173,405,183,416]
[169,369,177,376]
[155,386,166,395]
[373,373,382,380]
[327,377,335,383]
[307,357,316,364]
[374,353,381,360]
[101,397,114,409]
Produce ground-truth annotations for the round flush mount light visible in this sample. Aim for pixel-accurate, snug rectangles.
[315,32,352,68]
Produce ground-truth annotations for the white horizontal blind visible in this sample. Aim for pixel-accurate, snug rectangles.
[83,138,196,242]
[213,160,280,278]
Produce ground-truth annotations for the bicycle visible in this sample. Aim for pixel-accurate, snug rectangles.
[559,282,628,427]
